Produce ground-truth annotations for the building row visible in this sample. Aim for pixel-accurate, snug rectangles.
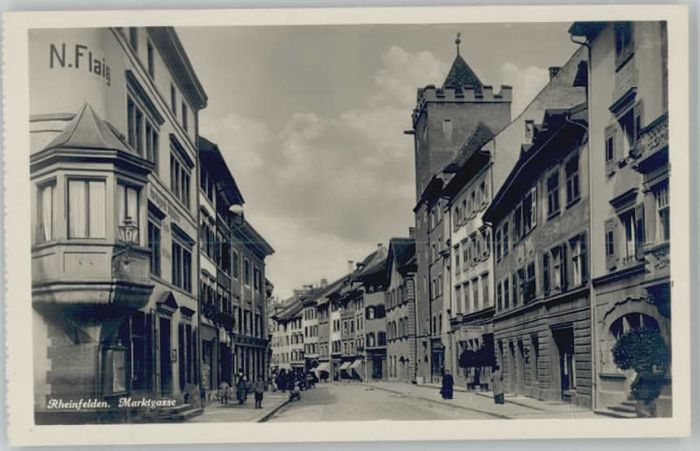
[409,22,670,416]
[30,27,274,423]
[270,239,422,384]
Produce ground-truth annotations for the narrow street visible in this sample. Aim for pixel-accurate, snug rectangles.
[265,383,497,422]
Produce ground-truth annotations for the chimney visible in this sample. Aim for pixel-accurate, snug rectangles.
[408,227,416,238]
[377,243,383,249]
[548,66,561,80]
[320,278,328,288]
[347,260,354,274]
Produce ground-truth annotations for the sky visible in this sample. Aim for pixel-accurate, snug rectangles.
[178,23,578,300]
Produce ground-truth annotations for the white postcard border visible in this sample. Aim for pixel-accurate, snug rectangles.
[3,4,690,446]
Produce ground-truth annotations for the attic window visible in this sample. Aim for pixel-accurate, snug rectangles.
[524,120,534,144]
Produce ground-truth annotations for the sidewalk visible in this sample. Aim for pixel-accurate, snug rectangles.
[364,381,600,420]
[188,391,289,423]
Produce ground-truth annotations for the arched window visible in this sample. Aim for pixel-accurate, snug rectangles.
[610,312,659,340]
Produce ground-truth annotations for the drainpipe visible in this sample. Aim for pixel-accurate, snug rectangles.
[570,32,597,411]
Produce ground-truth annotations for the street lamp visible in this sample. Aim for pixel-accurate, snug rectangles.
[118,216,139,244]
[113,216,139,276]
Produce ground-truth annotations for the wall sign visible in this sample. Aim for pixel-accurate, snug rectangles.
[49,43,111,86]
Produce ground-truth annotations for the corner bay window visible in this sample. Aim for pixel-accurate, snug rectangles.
[117,183,140,243]
[68,179,106,239]
[36,181,55,243]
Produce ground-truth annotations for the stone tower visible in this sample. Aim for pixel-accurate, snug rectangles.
[412,34,513,200]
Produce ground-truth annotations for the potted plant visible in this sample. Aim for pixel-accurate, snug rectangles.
[611,328,669,417]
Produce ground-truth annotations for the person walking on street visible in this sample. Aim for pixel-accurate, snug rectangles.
[235,371,248,405]
[253,376,265,409]
[218,380,230,405]
[440,369,454,400]
[276,370,287,393]
[491,365,505,405]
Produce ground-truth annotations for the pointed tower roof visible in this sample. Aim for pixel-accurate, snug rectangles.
[443,32,483,90]
[44,103,130,152]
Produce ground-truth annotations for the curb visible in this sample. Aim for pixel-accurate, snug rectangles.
[255,397,291,423]
[364,383,513,420]
[473,390,546,412]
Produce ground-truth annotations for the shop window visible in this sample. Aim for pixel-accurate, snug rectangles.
[68,179,106,239]
[36,181,55,244]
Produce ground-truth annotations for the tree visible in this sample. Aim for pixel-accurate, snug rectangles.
[612,328,669,416]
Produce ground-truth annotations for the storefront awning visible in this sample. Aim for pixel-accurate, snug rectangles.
[313,362,330,375]
[350,360,363,370]
[339,361,352,372]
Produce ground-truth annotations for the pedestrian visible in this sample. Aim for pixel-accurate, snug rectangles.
[218,380,230,405]
[491,365,505,405]
[253,376,265,409]
[277,370,287,393]
[236,371,247,405]
[440,369,454,400]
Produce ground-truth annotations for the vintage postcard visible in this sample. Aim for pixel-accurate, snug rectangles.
[2,4,690,447]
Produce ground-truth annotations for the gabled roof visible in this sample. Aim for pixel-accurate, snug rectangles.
[44,103,130,153]
[443,54,483,90]
[198,136,245,206]
[483,104,588,223]
[443,122,495,174]
[386,237,416,281]
[354,246,389,282]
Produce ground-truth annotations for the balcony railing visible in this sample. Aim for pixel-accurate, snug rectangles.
[631,112,669,171]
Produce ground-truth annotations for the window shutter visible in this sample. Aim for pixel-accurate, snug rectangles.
[531,186,538,228]
[605,218,618,271]
[581,232,589,283]
[635,203,645,261]
[605,124,617,175]
[543,253,550,296]
[561,244,569,290]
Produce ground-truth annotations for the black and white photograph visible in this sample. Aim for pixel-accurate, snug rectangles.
[2,4,691,447]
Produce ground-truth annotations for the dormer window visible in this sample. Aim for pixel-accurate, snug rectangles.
[524,120,534,144]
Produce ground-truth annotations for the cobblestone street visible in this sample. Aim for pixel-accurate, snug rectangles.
[260,382,600,422]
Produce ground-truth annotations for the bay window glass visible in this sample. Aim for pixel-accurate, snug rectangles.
[36,182,55,243]
[117,183,140,243]
[68,179,105,239]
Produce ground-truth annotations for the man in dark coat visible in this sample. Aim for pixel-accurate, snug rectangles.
[440,369,454,399]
